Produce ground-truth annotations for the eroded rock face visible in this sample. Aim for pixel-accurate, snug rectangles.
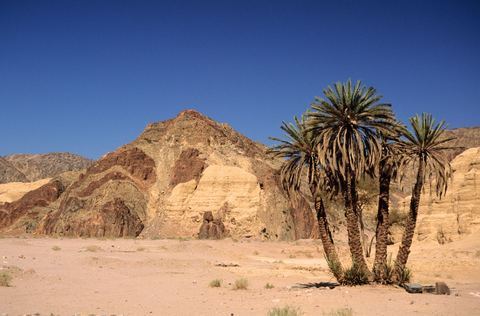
[170,148,206,187]
[0,179,65,232]
[40,148,155,238]
[198,211,226,239]
[402,147,480,242]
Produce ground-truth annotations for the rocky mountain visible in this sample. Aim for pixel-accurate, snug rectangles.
[0,157,28,183]
[443,126,480,160]
[2,153,93,183]
[1,110,314,240]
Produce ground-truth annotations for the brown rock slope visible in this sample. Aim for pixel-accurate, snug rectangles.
[0,157,28,183]
[3,153,93,182]
[443,126,480,160]
[34,110,313,239]
[401,147,480,242]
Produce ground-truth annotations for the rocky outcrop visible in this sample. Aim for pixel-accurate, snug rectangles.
[198,211,227,239]
[40,148,155,237]
[0,178,51,203]
[401,147,480,242]
[0,179,66,233]
[2,153,92,182]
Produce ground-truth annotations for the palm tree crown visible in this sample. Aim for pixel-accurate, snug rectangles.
[398,113,453,196]
[307,80,396,180]
[269,115,320,195]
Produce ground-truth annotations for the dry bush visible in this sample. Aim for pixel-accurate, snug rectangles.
[264,282,274,289]
[0,271,12,287]
[52,245,61,251]
[84,245,102,252]
[233,278,248,290]
[209,279,222,288]
[323,308,353,316]
[268,306,302,316]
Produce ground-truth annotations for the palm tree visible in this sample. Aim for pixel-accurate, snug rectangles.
[372,127,404,281]
[269,115,343,281]
[394,113,453,280]
[308,80,396,274]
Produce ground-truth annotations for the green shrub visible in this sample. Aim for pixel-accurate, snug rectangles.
[341,263,369,286]
[374,255,394,284]
[396,266,412,285]
[268,306,302,316]
[233,278,248,290]
[325,256,343,282]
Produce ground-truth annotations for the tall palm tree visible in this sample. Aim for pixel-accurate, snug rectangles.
[372,127,404,281]
[308,80,396,274]
[394,113,453,280]
[269,115,343,281]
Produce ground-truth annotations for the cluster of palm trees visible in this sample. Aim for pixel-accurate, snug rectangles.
[269,80,453,284]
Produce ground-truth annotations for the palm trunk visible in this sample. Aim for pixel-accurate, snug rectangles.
[314,195,343,281]
[344,172,370,274]
[395,158,425,279]
[373,157,392,281]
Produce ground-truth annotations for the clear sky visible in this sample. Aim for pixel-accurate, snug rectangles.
[1,0,479,159]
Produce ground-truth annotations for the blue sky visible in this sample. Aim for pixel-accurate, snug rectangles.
[1,0,479,159]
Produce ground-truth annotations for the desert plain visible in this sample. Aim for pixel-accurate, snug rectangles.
[1,234,480,316]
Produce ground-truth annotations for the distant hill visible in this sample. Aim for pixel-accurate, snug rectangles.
[0,157,28,183]
[0,153,93,183]
[443,126,480,160]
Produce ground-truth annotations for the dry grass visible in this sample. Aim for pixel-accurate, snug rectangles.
[209,279,222,288]
[323,307,353,316]
[51,245,61,251]
[136,247,146,252]
[84,245,102,252]
[268,305,302,316]
[0,270,13,287]
[233,278,248,290]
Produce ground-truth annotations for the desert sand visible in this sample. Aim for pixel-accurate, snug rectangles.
[1,234,480,316]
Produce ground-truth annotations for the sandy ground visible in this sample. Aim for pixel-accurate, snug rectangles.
[0,179,51,203]
[1,235,480,316]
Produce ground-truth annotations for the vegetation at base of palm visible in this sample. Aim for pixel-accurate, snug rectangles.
[341,262,370,286]
[270,80,453,286]
[267,306,303,316]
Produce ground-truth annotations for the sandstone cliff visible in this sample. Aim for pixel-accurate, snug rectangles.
[401,147,480,243]
[5,110,314,239]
